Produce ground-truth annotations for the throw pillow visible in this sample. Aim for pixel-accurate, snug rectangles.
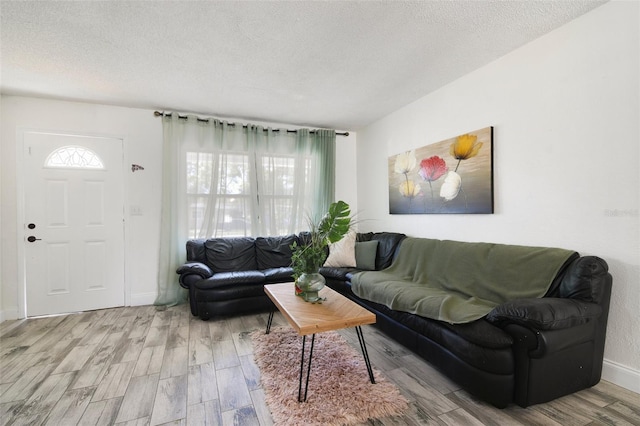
[323,231,357,268]
[355,240,378,270]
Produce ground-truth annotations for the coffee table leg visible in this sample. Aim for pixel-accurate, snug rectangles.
[266,311,274,334]
[298,334,316,402]
[355,326,376,384]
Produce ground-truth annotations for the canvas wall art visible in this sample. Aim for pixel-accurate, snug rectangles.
[389,126,493,214]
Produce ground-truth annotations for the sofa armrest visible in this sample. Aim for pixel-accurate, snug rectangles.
[486,298,602,331]
[176,262,214,279]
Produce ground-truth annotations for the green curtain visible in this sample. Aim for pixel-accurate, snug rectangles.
[314,129,336,217]
[154,114,336,307]
[155,114,188,306]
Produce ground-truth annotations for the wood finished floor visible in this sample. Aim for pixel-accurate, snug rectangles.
[1,304,638,426]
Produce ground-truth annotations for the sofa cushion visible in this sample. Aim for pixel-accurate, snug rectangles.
[557,256,609,302]
[361,299,514,374]
[543,252,580,297]
[319,266,358,280]
[324,231,357,267]
[195,271,265,289]
[186,239,207,264]
[255,235,297,270]
[195,279,267,302]
[355,240,378,270]
[263,267,294,283]
[353,238,577,323]
[358,232,406,270]
[205,237,257,272]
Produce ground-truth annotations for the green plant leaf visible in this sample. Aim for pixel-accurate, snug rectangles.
[318,200,352,243]
[290,200,353,277]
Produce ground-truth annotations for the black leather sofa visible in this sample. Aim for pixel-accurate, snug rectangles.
[176,232,404,319]
[177,232,612,408]
[177,234,298,319]
[324,237,612,408]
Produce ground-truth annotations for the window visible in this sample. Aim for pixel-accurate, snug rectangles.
[45,145,104,169]
[186,151,253,238]
[259,155,310,236]
[186,150,312,238]
[162,116,334,241]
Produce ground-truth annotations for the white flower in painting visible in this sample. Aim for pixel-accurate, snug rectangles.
[394,151,417,174]
[439,171,462,201]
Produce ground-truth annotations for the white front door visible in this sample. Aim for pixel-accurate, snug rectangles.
[23,131,125,317]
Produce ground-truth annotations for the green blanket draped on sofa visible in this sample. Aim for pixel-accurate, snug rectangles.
[351,237,576,323]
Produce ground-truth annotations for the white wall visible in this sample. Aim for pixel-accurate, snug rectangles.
[356,1,639,392]
[0,97,358,320]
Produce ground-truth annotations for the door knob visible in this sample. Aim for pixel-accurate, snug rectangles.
[27,236,42,242]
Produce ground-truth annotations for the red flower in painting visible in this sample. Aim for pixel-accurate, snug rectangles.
[418,156,448,182]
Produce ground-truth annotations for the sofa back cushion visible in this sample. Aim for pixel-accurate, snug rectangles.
[255,234,297,269]
[357,232,406,270]
[554,256,610,303]
[204,237,257,272]
[355,240,378,270]
[353,238,579,323]
[186,239,207,263]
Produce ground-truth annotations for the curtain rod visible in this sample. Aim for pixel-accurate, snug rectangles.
[153,111,349,136]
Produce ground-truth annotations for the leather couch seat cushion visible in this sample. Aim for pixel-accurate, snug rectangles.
[319,266,358,280]
[365,299,514,375]
[263,267,294,282]
[195,281,267,302]
[323,277,352,295]
[195,271,266,290]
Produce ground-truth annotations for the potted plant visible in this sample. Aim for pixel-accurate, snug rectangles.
[290,200,353,302]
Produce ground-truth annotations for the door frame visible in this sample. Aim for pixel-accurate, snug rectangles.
[16,127,131,318]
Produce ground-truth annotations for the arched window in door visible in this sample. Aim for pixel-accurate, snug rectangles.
[44,145,105,169]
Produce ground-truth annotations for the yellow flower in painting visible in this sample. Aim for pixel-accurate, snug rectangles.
[450,134,483,172]
[399,180,421,198]
[450,134,483,160]
[394,151,417,174]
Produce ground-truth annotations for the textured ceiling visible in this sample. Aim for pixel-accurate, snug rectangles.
[0,1,606,130]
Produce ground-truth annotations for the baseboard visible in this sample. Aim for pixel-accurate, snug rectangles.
[0,307,20,322]
[0,297,159,322]
[129,292,157,307]
[602,359,640,394]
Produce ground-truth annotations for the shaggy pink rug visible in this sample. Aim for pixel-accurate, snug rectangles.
[250,326,409,426]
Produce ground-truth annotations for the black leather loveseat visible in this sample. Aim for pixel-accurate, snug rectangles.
[177,232,612,408]
[177,234,298,319]
[176,232,406,320]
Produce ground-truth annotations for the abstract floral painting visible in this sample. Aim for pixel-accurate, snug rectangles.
[389,126,493,214]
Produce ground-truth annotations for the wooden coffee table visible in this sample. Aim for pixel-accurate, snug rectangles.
[264,282,377,402]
